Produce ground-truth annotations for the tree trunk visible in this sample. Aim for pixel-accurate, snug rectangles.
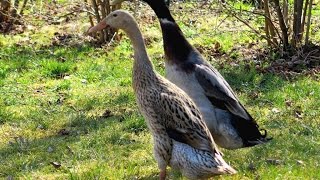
[292,0,304,45]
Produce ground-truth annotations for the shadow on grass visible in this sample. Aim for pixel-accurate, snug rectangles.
[220,64,285,92]
[0,109,143,178]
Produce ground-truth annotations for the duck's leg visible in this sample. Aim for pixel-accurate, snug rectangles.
[153,135,172,180]
[159,169,166,180]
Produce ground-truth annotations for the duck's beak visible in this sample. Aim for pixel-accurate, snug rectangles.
[87,18,108,34]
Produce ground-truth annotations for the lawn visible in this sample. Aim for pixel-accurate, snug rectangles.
[0,1,319,179]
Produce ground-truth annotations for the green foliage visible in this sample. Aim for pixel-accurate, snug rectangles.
[41,60,74,78]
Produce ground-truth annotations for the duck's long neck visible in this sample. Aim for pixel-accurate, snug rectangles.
[125,22,153,69]
[144,0,193,64]
[159,20,193,64]
[124,22,155,88]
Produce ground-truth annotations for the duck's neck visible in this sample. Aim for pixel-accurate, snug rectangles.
[159,20,193,64]
[125,23,153,68]
[123,22,155,85]
[144,0,193,64]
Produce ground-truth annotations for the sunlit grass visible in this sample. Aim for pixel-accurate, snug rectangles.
[0,1,319,179]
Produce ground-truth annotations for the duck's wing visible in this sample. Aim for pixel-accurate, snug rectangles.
[193,64,271,145]
[159,91,217,153]
[194,63,252,120]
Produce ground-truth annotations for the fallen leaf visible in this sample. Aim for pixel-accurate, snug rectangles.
[67,145,74,154]
[266,159,283,165]
[37,124,45,130]
[248,162,256,171]
[64,75,71,80]
[296,160,305,166]
[81,79,87,84]
[294,106,303,118]
[50,161,61,168]
[271,108,280,113]
[58,129,70,136]
[101,109,113,118]
[285,99,293,107]
[295,111,303,118]
[249,91,259,99]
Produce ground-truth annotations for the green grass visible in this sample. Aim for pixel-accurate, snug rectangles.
[0,1,320,179]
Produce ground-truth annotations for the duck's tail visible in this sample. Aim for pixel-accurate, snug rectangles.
[214,153,237,175]
[230,113,272,147]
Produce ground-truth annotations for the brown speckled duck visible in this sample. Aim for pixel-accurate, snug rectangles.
[88,10,236,179]
[142,0,271,149]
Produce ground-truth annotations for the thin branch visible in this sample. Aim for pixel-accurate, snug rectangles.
[91,0,101,22]
[133,0,138,17]
[283,0,288,25]
[264,0,278,45]
[91,0,104,42]
[301,0,309,35]
[4,0,20,33]
[99,0,107,42]
[238,9,281,40]
[272,0,289,48]
[264,0,270,45]
[84,0,95,27]
[19,0,29,16]
[105,0,110,15]
[99,0,106,18]
[221,2,278,47]
[106,31,117,47]
[223,6,278,47]
[305,0,313,44]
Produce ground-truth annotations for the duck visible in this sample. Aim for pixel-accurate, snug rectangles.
[141,0,271,149]
[88,10,236,179]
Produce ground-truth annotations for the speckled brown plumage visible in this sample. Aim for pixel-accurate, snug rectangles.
[88,10,236,179]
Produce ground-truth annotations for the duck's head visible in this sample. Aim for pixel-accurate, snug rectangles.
[141,0,174,22]
[88,10,134,34]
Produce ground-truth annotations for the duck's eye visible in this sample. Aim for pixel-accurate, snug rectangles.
[113,14,118,17]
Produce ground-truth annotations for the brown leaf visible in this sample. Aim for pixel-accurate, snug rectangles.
[266,159,283,165]
[101,109,113,118]
[247,42,255,48]
[58,129,70,136]
[67,145,74,154]
[285,99,293,107]
[294,106,303,118]
[249,91,259,99]
[248,162,256,171]
[213,41,221,51]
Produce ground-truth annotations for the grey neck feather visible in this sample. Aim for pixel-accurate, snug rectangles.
[123,21,154,73]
